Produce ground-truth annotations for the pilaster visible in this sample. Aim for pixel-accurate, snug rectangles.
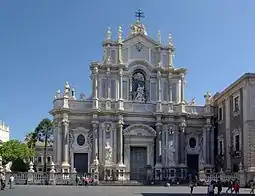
[56,121,62,166]
[180,74,185,113]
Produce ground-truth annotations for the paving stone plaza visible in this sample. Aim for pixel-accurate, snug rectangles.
[0,186,253,196]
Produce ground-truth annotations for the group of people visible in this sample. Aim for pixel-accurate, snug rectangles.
[0,172,14,190]
[189,178,240,195]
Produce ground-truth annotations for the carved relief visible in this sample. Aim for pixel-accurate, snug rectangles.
[71,127,91,151]
[123,124,156,137]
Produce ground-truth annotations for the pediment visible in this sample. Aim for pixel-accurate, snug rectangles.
[123,35,159,51]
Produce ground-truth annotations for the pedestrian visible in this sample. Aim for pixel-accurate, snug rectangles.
[217,178,222,196]
[250,181,255,195]
[208,181,215,196]
[9,174,14,189]
[233,181,240,195]
[226,180,233,194]
[189,180,194,195]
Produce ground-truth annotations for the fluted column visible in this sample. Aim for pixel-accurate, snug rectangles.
[61,119,70,168]
[155,123,162,165]
[117,115,124,165]
[179,120,186,165]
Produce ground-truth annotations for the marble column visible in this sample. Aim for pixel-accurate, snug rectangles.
[92,66,99,109]
[156,71,162,112]
[180,74,185,103]
[179,121,186,165]
[203,126,207,165]
[61,120,70,168]
[92,122,99,158]
[129,75,132,100]
[117,116,124,165]
[168,75,173,112]
[57,121,62,166]
[155,123,162,165]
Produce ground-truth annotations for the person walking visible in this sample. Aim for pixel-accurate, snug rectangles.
[9,174,14,189]
[226,180,234,194]
[189,180,194,195]
[250,181,255,195]
[208,181,215,196]
[217,178,222,196]
[233,181,240,195]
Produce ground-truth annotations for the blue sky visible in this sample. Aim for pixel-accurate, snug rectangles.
[0,0,255,140]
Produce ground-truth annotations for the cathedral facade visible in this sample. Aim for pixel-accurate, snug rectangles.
[50,19,215,180]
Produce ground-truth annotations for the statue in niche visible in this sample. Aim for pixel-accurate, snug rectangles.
[104,142,112,163]
[167,139,175,166]
[135,84,145,102]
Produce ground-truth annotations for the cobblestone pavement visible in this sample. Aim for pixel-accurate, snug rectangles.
[0,186,253,196]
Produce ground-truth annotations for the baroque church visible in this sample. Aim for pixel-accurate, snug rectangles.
[50,15,215,180]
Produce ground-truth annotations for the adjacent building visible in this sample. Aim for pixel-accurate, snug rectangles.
[50,17,216,180]
[213,73,255,181]
[0,120,10,143]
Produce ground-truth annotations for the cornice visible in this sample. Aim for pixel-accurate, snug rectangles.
[213,73,255,104]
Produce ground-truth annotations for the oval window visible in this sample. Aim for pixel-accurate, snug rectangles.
[189,137,196,148]
[77,134,85,146]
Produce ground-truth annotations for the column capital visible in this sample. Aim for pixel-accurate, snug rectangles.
[62,119,69,125]
[203,124,212,131]
[157,70,161,78]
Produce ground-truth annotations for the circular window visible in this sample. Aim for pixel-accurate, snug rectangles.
[189,138,196,148]
[77,134,85,146]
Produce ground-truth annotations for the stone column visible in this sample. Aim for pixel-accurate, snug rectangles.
[156,71,162,112]
[210,127,215,165]
[180,74,185,103]
[92,65,99,109]
[117,115,124,165]
[168,74,173,112]
[203,126,207,165]
[118,69,124,110]
[155,123,162,165]
[92,122,99,158]
[106,68,111,99]
[57,121,62,166]
[61,119,70,169]
[129,74,132,100]
[179,120,186,165]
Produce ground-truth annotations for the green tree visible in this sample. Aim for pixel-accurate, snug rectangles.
[34,118,53,173]
[24,131,37,149]
[0,140,35,171]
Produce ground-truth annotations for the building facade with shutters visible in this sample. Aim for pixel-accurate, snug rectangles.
[50,18,216,180]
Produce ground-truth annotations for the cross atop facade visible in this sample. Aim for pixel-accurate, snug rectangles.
[135,9,145,22]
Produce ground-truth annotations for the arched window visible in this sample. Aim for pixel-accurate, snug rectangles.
[132,70,146,102]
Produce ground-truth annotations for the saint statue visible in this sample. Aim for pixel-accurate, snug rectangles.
[104,142,112,163]
[135,84,145,102]
[167,140,175,166]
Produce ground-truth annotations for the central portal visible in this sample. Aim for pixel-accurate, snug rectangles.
[130,146,147,181]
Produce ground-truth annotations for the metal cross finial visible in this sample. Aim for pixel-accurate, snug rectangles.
[135,9,145,22]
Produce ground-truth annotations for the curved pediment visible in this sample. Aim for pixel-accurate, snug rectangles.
[128,60,153,76]
[123,124,156,137]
